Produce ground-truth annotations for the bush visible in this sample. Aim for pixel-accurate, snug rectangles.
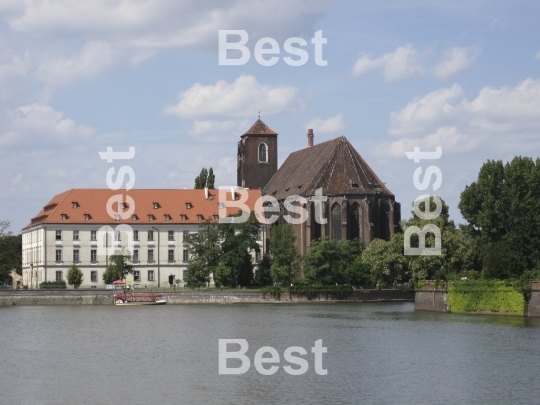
[448,280,526,314]
[67,265,84,285]
[40,280,67,289]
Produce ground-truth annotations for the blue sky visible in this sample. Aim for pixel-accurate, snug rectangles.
[1,0,539,232]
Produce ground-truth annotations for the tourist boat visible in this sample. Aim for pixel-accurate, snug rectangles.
[114,294,168,306]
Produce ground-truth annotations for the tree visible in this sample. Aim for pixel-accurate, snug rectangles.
[219,212,260,286]
[207,167,215,189]
[67,264,84,285]
[102,250,134,284]
[269,223,298,285]
[186,258,210,288]
[213,263,234,287]
[183,220,220,282]
[362,234,407,287]
[0,220,12,236]
[254,255,272,286]
[0,232,22,285]
[194,168,208,189]
[459,157,540,278]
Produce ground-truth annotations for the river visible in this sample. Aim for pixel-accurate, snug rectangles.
[1,302,540,405]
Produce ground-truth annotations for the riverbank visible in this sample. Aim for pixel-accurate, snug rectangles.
[415,280,540,317]
[0,289,414,306]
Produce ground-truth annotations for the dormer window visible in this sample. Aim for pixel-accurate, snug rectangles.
[148,215,155,221]
[84,214,91,221]
[186,203,192,209]
[181,214,187,221]
[197,215,203,221]
[165,214,171,221]
[218,203,225,209]
[61,214,68,221]
[213,215,219,221]
[72,202,79,209]
[114,214,121,221]
[132,214,138,221]
[121,202,128,209]
[153,202,160,209]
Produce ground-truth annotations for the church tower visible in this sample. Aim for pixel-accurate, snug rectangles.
[237,118,278,189]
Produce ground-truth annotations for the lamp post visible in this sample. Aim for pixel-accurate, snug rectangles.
[151,226,160,288]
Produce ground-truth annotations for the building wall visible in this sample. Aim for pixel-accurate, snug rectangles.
[22,223,266,288]
[237,134,278,189]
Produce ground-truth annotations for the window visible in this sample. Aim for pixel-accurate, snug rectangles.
[183,230,189,239]
[258,143,268,163]
[332,203,342,241]
[73,230,79,241]
[255,250,261,263]
[121,202,128,209]
[114,231,121,241]
[148,270,154,281]
[153,202,160,209]
[61,214,68,221]
[168,230,174,241]
[134,270,140,281]
[183,249,189,262]
[257,227,263,240]
[165,214,171,221]
[91,271,97,282]
[85,214,91,221]
[90,230,97,241]
[114,214,121,221]
[56,249,62,262]
[91,249,97,262]
[148,249,154,262]
[133,230,139,241]
[186,203,192,209]
[72,202,79,209]
[197,215,203,221]
[55,271,63,281]
[73,249,79,262]
[56,230,62,240]
[214,215,219,221]
[148,230,154,240]
[133,250,139,262]
[168,250,174,262]
[148,215,155,221]
[181,214,187,221]
[132,214,138,221]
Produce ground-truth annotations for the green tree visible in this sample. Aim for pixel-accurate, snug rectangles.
[66,264,84,285]
[0,232,22,285]
[254,255,272,286]
[207,167,215,189]
[459,157,540,278]
[269,223,298,285]
[219,212,260,286]
[194,168,209,189]
[102,250,134,284]
[362,234,408,287]
[183,220,220,282]
[213,263,234,287]
[186,258,210,288]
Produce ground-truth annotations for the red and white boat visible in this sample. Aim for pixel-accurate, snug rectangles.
[114,294,168,306]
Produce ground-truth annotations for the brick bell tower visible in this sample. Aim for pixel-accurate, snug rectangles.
[237,118,278,189]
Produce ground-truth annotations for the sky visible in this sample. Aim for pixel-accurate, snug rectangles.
[1,0,539,233]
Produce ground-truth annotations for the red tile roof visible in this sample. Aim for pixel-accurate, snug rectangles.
[24,188,261,230]
[242,119,278,136]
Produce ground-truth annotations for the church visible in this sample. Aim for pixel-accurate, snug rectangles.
[237,119,400,255]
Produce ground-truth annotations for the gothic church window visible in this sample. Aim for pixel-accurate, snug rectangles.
[258,143,268,163]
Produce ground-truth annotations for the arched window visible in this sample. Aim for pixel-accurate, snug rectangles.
[258,143,268,163]
[332,203,341,241]
[349,203,360,241]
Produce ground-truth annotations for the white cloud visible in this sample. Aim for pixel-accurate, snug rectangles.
[382,78,540,158]
[353,45,479,81]
[0,104,95,151]
[188,119,250,142]
[535,50,540,60]
[7,0,328,49]
[306,113,345,134]
[164,75,303,119]
[432,46,480,79]
[37,41,117,85]
[352,44,425,82]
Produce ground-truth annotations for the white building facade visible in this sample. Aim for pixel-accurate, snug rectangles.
[22,188,264,288]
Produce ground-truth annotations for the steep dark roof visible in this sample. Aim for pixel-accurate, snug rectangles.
[263,136,394,200]
[242,119,278,136]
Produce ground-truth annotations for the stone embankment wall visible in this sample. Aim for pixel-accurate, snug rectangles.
[415,280,540,317]
[0,289,414,306]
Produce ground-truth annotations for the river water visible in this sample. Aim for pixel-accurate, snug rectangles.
[1,302,540,405]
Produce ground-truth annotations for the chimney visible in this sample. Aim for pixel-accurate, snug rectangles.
[307,128,314,147]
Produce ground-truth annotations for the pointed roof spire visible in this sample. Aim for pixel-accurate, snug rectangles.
[242,118,278,136]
